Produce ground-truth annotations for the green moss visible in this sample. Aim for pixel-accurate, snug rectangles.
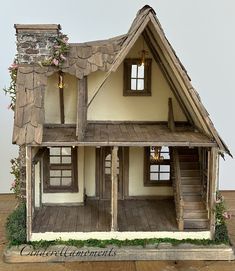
[27,235,229,250]
[5,202,26,246]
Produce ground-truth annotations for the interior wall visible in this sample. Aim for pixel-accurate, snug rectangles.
[44,73,78,124]
[87,35,187,122]
[129,147,173,196]
[41,147,84,204]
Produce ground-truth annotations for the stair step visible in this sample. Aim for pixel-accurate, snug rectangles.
[182,185,201,193]
[177,148,198,155]
[184,218,209,229]
[184,201,206,210]
[184,210,208,219]
[178,155,198,162]
[181,170,200,177]
[181,178,201,185]
[179,162,200,170]
[183,195,203,202]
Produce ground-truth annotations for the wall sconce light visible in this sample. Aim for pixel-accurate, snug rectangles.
[58,71,64,89]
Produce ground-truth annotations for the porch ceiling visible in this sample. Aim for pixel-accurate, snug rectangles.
[41,123,216,147]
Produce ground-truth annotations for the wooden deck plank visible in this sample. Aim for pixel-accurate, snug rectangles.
[33,199,180,233]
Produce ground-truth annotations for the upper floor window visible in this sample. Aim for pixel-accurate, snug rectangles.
[123,58,152,96]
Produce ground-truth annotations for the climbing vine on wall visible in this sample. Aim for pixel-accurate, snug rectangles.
[40,34,69,67]
[3,60,19,111]
[9,158,23,201]
[4,33,70,110]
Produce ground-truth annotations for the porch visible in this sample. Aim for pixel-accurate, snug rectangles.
[32,199,178,233]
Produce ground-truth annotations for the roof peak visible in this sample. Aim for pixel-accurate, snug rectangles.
[137,5,156,15]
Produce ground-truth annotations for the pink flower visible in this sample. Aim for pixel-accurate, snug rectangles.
[8,63,18,70]
[53,45,61,49]
[11,181,16,188]
[60,54,66,61]
[222,212,232,220]
[52,58,59,66]
[62,37,69,43]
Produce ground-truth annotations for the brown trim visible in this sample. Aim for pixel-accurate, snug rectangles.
[123,58,152,96]
[43,147,78,193]
[34,141,217,147]
[123,147,129,198]
[97,147,128,200]
[77,76,87,140]
[87,120,191,126]
[143,147,172,187]
[95,148,101,198]
[26,146,32,241]
[125,195,174,200]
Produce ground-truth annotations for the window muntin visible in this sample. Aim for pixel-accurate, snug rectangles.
[144,146,171,186]
[123,58,152,96]
[43,147,78,193]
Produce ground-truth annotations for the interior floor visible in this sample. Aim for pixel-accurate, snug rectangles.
[32,199,178,233]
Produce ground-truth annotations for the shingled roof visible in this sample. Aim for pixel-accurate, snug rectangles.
[12,5,231,156]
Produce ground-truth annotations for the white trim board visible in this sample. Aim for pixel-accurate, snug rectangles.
[31,231,211,241]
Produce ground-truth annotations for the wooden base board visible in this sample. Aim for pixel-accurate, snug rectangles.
[3,244,234,263]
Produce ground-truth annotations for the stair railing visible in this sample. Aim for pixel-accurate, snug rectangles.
[171,148,184,230]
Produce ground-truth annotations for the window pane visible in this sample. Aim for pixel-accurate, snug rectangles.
[62,147,71,155]
[50,156,61,164]
[160,173,170,180]
[62,156,71,164]
[131,79,137,90]
[62,178,72,186]
[62,170,72,177]
[50,170,61,177]
[150,165,159,172]
[150,173,159,181]
[160,165,170,172]
[50,178,60,186]
[50,148,60,155]
[131,64,137,78]
[137,79,144,90]
[138,65,144,78]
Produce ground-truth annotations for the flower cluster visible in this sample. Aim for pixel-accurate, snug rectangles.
[215,192,232,225]
[41,34,69,67]
[10,158,23,201]
[3,60,19,111]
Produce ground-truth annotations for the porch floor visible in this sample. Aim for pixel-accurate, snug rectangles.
[32,199,178,233]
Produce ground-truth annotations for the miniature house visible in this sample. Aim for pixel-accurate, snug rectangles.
[13,5,230,241]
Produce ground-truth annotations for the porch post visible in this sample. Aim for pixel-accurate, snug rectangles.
[26,146,32,241]
[209,147,218,239]
[111,146,118,231]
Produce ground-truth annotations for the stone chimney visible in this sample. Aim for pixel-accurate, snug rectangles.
[14,24,61,64]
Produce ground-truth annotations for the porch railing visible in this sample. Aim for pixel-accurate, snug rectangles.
[171,148,184,230]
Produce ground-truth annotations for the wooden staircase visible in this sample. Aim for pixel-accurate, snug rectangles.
[172,147,209,230]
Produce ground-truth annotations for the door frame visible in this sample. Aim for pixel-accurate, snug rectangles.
[96,146,129,200]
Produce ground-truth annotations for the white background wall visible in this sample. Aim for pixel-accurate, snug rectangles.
[0,0,234,192]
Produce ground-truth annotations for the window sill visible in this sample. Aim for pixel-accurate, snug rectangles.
[123,91,151,97]
[144,181,172,187]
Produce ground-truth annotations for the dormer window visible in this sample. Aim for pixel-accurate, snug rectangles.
[123,58,152,96]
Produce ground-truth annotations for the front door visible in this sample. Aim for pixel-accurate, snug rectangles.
[101,147,123,199]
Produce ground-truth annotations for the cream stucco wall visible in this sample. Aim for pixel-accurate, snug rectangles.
[87,35,187,122]
[44,73,77,124]
[129,147,173,196]
[41,147,84,204]
[84,147,96,197]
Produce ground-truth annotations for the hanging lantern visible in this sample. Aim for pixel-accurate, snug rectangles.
[150,147,164,162]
